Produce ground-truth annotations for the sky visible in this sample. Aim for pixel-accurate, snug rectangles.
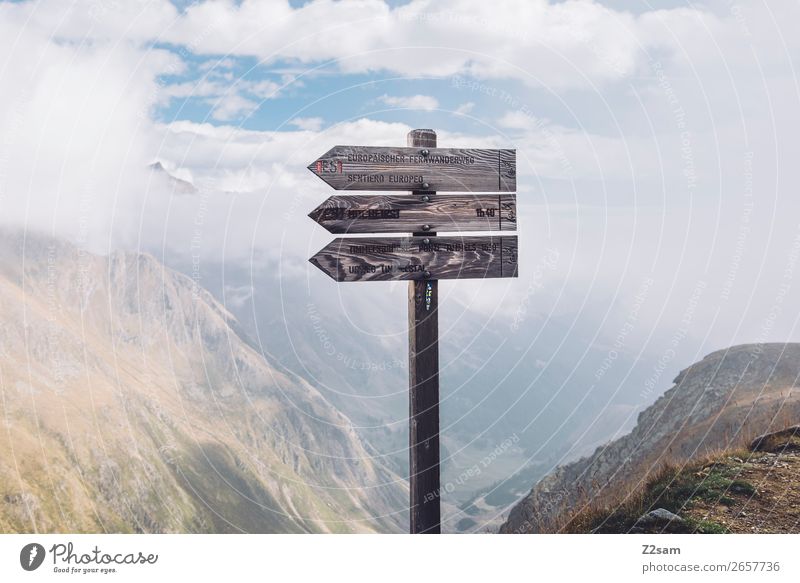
[2,0,800,414]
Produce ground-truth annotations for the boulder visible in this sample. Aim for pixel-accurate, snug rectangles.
[750,425,800,452]
[636,508,684,525]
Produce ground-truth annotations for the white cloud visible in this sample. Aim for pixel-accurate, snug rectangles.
[378,94,439,111]
[455,102,475,115]
[164,75,281,121]
[289,117,324,131]
[0,8,177,250]
[158,0,647,89]
[244,79,282,99]
[497,110,539,131]
[7,0,800,97]
[164,78,229,99]
[5,0,800,371]
[0,0,685,90]
[161,76,281,114]
[199,58,238,72]
[208,94,259,121]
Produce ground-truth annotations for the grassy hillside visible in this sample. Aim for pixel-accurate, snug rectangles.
[500,344,800,534]
[0,230,406,533]
[562,426,800,534]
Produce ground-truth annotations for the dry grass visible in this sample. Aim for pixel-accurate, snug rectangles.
[553,417,800,534]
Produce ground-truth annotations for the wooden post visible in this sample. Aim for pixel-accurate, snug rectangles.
[307,130,517,532]
[407,128,440,534]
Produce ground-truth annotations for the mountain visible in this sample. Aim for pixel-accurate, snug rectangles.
[148,161,197,194]
[173,255,665,532]
[0,230,406,533]
[500,343,800,533]
[563,425,800,534]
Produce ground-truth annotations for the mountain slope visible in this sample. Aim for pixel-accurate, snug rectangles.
[564,426,800,533]
[0,230,406,533]
[187,257,661,533]
[500,343,800,533]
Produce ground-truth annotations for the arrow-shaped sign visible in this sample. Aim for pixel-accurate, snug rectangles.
[308,194,516,234]
[308,146,516,192]
[309,236,518,282]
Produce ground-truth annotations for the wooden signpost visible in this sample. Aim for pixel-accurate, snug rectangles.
[309,194,517,233]
[308,129,518,534]
[308,145,516,192]
[309,236,518,282]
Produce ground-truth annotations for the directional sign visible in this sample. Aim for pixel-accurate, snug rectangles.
[309,236,518,282]
[308,194,517,234]
[308,146,516,192]
[306,130,522,534]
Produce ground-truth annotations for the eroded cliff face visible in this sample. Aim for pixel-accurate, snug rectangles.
[501,344,800,533]
[0,230,406,533]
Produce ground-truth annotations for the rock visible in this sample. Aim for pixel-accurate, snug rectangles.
[636,508,684,524]
[750,425,800,452]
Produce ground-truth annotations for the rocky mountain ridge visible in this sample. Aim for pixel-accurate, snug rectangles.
[0,230,406,533]
[501,343,800,533]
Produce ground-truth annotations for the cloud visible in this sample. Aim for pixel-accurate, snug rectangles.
[198,58,238,72]
[455,102,475,115]
[378,94,439,111]
[289,117,324,131]
[157,0,647,89]
[164,78,229,99]
[244,79,282,99]
[5,0,800,383]
[162,72,282,121]
[497,110,538,131]
[0,7,177,251]
[0,0,691,91]
[208,93,260,121]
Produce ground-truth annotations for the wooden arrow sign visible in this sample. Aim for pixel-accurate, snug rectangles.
[308,194,517,234]
[308,146,516,192]
[309,236,518,282]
